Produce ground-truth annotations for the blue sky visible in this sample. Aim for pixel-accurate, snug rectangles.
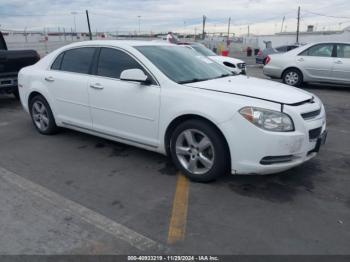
[0,0,350,34]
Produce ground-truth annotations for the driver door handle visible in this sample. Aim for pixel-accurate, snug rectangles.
[44,76,54,82]
[90,83,104,90]
[334,60,343,64]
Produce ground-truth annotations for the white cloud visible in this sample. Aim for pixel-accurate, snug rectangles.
[0,0,349,34]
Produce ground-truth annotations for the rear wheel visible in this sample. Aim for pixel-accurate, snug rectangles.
[29,95,58,135]
[170,120,229,182]
[282,68,303,87]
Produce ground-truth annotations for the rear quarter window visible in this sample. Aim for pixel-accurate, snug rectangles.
[51,53,64,70]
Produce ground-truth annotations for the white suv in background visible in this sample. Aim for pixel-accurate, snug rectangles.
[263,42,350,87]
[178,42,246,75]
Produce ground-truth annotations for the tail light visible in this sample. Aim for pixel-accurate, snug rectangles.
[265,55,271,65]
[257,49,262,56]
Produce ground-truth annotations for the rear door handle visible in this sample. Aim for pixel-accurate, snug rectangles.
[334,60,343,64]
[44,76,54,82]
[297,58,304,62]
[90,83,104,90]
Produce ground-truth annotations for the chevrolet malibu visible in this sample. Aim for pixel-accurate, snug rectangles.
[18,41,327,182]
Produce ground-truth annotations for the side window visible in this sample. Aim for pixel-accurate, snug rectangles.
[51,53,64,70]
[60,47,95,74]
[337,44,350,59]
[300,44,334,57]
[97,48,143,79]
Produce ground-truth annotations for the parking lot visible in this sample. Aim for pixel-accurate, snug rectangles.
[0,66,349,255]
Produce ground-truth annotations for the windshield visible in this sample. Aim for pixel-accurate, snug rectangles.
[191,44,217,56]
[136,45,232,84]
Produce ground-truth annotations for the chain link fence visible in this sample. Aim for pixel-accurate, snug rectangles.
[3,31,260,64]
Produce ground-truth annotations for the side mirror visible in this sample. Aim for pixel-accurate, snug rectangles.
[120,69,150,84]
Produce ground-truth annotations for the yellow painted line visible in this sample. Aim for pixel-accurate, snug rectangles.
[167,172,190,244]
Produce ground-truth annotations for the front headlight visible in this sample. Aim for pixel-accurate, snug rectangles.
[239,107,294,132]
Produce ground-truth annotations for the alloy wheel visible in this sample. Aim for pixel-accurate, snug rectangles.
[175,129,215,175]
[32,101,50,131]
[285,71,299,86]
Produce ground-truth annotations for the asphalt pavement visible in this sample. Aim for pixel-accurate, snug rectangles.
[0,67,349,255]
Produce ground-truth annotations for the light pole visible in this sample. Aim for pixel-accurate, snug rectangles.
[137,15,141,34]
[71,11,77,33]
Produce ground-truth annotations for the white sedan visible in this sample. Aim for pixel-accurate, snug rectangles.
[18,41,327,182]
[264,42,350,86]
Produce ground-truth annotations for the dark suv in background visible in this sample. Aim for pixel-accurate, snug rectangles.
[0,31,40,99]
[256,44,299,65]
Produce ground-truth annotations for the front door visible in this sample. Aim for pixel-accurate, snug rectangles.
[296,43,335,81]
[88,47,160,147]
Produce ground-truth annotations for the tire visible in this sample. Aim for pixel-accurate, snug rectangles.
[282,68,303,87]
[169,119,229,182]
[13,88,20,100]
[29,95,58,135]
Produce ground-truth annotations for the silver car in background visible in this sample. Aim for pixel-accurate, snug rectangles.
[263,42,350,87]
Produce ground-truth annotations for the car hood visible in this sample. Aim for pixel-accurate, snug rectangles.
[208,55,244,64]
[184,75,313,105]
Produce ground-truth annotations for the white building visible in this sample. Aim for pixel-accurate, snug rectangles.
[249,26,350,49]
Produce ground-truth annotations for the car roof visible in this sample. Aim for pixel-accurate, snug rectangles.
[178,42,200,46]
[62,40,175,49]
[272,41,350,50]
[298,41,350,47]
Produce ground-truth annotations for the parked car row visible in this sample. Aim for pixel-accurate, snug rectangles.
[263,42,350,87]
[18,41,327,182]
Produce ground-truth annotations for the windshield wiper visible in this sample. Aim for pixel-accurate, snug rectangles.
[178,78,210,84]
[215,73,232,79]
[179,73,233,84]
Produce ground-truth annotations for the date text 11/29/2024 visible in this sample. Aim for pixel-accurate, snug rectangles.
[127,255,219,261]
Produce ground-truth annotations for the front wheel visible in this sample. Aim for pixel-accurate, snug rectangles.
[282,68,303,87]
[170,120,229,182]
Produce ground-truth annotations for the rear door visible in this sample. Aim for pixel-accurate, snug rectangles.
[331,44,350,83]
[296,43,335,81]
[47,47,96,129]
[88,47,160,147]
